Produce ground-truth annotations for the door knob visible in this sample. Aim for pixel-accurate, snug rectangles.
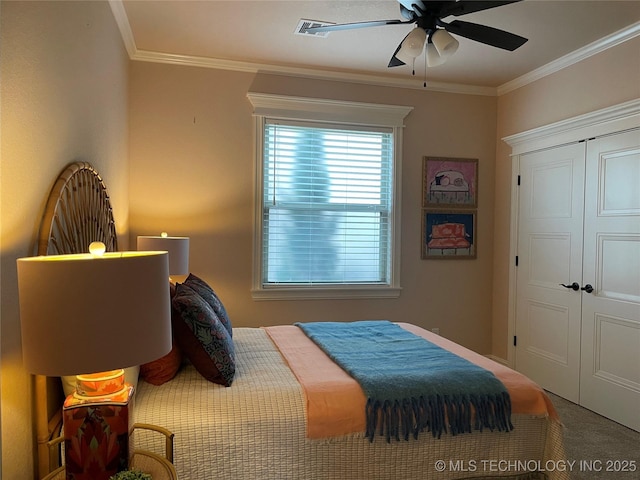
[581,284,594,293]
[560,282,580,291]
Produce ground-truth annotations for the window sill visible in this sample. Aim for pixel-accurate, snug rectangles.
[251,285,402,301]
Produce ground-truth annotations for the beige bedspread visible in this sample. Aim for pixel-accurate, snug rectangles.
[133,327,569,480]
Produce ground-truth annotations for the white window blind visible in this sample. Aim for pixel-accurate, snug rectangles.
[262,120,394,286]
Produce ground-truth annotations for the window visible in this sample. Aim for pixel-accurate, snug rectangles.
[248,93,412,299]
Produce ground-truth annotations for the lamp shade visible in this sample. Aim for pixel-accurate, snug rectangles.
[17,250,172,376]
[431,29,459,59]
[426,42,445,67]
[396,27,427,64]
[137,234,189,276]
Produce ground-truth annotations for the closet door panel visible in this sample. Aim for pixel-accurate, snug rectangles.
[580,129,640,431]
[515,143,586,402]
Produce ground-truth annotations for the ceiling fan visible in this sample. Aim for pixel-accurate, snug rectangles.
[306,0,528,68]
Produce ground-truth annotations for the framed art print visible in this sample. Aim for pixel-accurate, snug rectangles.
[423,157,478,208]
[422,210,477,259]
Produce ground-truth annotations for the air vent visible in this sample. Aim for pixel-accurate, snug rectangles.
[295,19,335,38]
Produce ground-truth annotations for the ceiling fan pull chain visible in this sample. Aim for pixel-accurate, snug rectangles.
[423,46,427,88]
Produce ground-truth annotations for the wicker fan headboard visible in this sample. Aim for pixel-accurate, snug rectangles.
[37,161,118,256]
[34,161,119,478]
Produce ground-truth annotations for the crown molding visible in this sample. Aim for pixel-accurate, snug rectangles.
[131,49,496,96]
[108,0,136,58]
[108,0,638,98]
[497,21,640,96]
[503,98,640,155]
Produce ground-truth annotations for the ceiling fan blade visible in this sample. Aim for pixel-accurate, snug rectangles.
[397,1,428,17]
[387,32,410,68]
[439,0,523,18]
[388,54,406,67]
[399,4,417,21]
[305,19,411,33]
[444,20,528,51]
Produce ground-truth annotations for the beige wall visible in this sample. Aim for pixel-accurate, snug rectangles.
[491,36,640,359]
[0,1,129,477]
[129,62,498,354]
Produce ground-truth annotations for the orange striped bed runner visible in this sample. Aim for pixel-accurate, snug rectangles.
[264,322,558,439]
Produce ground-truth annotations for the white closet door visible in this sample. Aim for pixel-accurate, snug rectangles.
[580,129,640,431]
[515,142,586,402]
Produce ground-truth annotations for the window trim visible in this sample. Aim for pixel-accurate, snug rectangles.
[247,93,413,300]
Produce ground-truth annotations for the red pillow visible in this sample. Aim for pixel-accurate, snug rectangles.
[140,341,182,386]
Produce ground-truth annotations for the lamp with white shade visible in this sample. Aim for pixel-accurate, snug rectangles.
[17,243,171,478]
[137,233,190,281]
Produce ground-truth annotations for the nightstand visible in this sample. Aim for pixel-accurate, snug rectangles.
[42,423,177,480]
[44,451,177,480]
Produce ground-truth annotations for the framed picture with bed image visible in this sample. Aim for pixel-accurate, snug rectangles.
[423,156,478,208]
[422,209,477,259]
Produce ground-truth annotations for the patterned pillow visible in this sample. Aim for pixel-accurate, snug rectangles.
[171,283,235,386]
[184,273,233,337]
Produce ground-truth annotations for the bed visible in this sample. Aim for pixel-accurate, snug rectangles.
[34,162,569,480]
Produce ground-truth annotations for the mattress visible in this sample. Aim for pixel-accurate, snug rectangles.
[133,327,568,480]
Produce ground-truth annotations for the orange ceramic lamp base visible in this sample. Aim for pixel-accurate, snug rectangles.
[63,369,134,480]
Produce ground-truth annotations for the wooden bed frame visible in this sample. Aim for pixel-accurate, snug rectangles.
[34,162,118,478]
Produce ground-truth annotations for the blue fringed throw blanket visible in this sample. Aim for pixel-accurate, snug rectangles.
[295,320,513,442]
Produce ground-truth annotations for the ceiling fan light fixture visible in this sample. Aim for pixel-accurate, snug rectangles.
[432,29,459,58]
[426,42,445,67]
[395,27,427,64]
